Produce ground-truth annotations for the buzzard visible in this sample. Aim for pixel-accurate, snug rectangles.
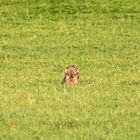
[61,65,80,84]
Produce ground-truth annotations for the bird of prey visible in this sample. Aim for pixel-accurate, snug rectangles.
[61,65,80,84]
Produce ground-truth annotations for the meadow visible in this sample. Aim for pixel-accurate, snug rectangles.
[0,0,140,139]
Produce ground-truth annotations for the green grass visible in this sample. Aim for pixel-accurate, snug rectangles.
[0,0,140,139]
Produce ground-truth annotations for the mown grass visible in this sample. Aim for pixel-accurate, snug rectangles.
[0,0,140,140]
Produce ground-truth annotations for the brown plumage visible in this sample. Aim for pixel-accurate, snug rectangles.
[61,65,80,84]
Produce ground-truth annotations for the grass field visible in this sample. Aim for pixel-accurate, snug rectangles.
[0,0,140,140]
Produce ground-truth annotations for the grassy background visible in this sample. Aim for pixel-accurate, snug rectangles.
[0,0,140,139]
